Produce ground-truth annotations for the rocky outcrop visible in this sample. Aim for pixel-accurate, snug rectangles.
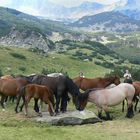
[0,29,54,52]
[35,110,102,126]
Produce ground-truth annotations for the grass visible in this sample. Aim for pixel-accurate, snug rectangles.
[0,45,140,140]
[0,46,109,77]
[0,102,140,140]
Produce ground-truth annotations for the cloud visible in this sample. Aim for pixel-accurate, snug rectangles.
[0,0,12,6]
[17,6,40,16]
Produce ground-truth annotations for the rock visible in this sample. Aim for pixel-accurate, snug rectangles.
[35,110,102,126]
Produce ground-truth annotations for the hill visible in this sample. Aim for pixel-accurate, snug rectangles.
[70,11,140,32]
[0,7,80,51]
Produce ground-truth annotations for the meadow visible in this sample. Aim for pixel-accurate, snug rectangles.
[0,46,140,140]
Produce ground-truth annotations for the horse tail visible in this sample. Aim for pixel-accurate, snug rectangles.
[15,86,26,113]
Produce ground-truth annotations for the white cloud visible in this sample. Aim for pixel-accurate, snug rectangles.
[49,0,120,7]
[0,0,12,6]
[17,6,40,16]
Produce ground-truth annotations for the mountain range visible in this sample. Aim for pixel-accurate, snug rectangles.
[2,0,140,21]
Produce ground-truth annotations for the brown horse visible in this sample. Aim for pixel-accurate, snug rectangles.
[122,81,140,112]
[73,75,120,91]
[77,83,135,120]
[15,84,55,116]
[0,76,31,110]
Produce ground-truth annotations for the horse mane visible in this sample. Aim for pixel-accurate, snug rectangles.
[83,88,103,96]
[102,76,119,88]
[66,76,80,96]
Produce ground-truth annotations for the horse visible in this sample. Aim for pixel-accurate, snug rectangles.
[122,81,140,112]
[77,83,135,120]
[15,84,55,116]
[29,75,80,114]
[73,75,120,91]
[0,76,31,110]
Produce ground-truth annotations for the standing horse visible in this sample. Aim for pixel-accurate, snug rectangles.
[73,75,120,91]
[77,83,135,120]
[15,84,55,116]
[31,75,80,114]
[122,81,140,112]
[0,76,31,110]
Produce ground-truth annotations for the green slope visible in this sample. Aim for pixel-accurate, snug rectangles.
[0,45,110,77]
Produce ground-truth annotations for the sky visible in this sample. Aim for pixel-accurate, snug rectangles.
[0,0,121,8]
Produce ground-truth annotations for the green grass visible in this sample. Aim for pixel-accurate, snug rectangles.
[0,46,140,140]
[0,102,140,140]
[0,46,109,77]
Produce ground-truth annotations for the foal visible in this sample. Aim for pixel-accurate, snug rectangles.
[15,84,55,116]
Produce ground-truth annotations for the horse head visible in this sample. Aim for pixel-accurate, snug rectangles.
[76,91,89,111]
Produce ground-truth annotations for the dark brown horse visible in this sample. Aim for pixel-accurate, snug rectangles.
[0,76,31,110]
[122,81,140,112]
[15,84,55,116]
[31,75,81,114]
[73,75,120,91]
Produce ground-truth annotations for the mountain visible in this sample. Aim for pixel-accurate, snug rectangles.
[0,7,78,51]
[116,0,140,20]
[70,11,140,32]
[3,0,107,21]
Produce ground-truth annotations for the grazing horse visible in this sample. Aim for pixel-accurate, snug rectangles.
[77,83,135,120]
[31,75,80,114]
[0,76,31,110]
[15,84,55,116]
[73,75,120,91]
[122,81,140,112]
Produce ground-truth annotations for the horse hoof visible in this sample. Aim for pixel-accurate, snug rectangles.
[38,113,43,117]
[2,109,5,112]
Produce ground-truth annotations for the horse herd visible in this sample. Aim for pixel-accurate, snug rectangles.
[0,73,140,120]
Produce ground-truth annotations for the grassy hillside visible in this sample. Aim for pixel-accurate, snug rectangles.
[0,45,110,77]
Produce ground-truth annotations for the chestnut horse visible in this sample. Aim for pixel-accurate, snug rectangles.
[73,75,120,91]
[77,83,135,120]
[0,76,31,110]
[15,84,55,116]
[122,81,140,112]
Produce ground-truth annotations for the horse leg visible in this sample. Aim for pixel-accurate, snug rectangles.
[97,107,103,119]
[24,97,30,116]
[60,93,68,113]
[122,100,125,112]
[19,95,25,112]
[126,100,134,118]
[34,98,39,113]
[46,100,55,116]
[1,95,6,111]
[38,100,43,117]
[103,106,112,120]
[134,96,139,112]
[55,96,60,114]
[15,95,21,113]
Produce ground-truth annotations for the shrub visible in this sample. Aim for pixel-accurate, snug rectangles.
[19,67,26,72]
[10,52,26,60]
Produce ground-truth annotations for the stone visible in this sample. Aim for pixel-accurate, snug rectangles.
[35,110,102,126]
